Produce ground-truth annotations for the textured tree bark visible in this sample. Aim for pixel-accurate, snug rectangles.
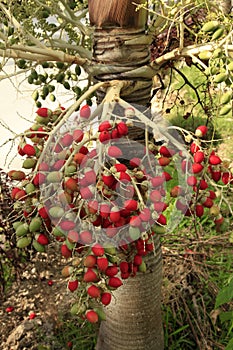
[96,235,164,350]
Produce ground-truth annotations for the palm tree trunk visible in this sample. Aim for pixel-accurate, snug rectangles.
[88,1,164,349]
[96,235,164,350]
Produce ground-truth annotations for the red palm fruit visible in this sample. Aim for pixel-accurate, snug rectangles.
[15,189,26,200]
[119,261,129,273]
[105,265,118,277]
[222,172,233,185]
[83,268,99,282]
[67,230,79,243]
[139,208,151,221]
[194,151,205,163]
[37,126,47,138]
[36,233,49,245]
[195,204,204,217]
[159,145,175,157]
[52,159,65,171]
[112,163,128,172]
[92,215,102,227]
[106,225,118,238]
[157,213,167,225]
[61,244,72,259]
[23,144,36,156]
[211,170,221,182]
[79,146,89,155]
[153,201,167,212]
[84,255,97,268]
[111,128,120,139]
[109,206,121,223]
[129,157,141,168]
[38,162,49,171]
[92,243,105,256]
[84,169,96,185]
[79,230,93,245]
[195,125,208,137]
[87,200,98,214]
[150,189,162,202]
[116,121,128,136]
[199,179,208,190]
[107,145,122,158]
[192,163,204,174]
[11,187,21,199]
[170,185,183,198]
[33,173,46,186]
[87,285,101,298]
[60,220,76,231]
[163,171,172,181]
[208,190,216,199]
[181,159,192,173]
[190,142,200,154]
[36,107,52,118]
[5,306,14,313]
[101,292,112,306]
[97,257,109,272]
[80,186,94,199]
[99,203,111,218]
[187,175,197,186]
[158,157,170,166]
[64,178,78,192]
[80,104,91,119]
[108,276,123,289]
[102,173,115,188]
[146,242,154,252]
[124,199,138,211]
[38,206,49,219]
[121,271,130,279]
[73,129,84,142]
[209,154,221,165]
[202,197,214,208]
[99,130,111,143]
[85,310,99,323]
[115,171,131,182]
[98,120,113,132]
[73,152,86,164]
[68,279,79,292]
[18,145,25,156]
[61,133,73,147]
[129,215,141,227]
[176,199,188,212]
[133,254,143,266]
[151,176,165,187]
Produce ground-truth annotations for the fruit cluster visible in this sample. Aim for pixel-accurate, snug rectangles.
[8,103,233,323]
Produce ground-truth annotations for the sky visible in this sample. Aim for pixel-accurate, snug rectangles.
[0,61,86,172]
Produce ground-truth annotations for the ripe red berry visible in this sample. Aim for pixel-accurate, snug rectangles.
[192,163,204,174]
[107,146,123,158]
[101,292,112,306]
[36,233,49,245]
[73,129,84,142]
[109,206,121,223]
[129,157,141,168]
[29,312,36,319]
[83,268,99,283]
[87,285,101,298]
[92,243,105,256]
[124,199,138,211]
[187,175,197,186]
[68,279,79,292]
[194,151,205,163]
[116,121,128,136]
[108,276,123,289]
[99,130,111,143]
[80,104,91,119]
[209,154,221,165]
[195,204,204,217]
[195,125,208,137]
[211,170,221,182]
[158,157,170,166]
[105,265,118,277]
[99,121,113,132]
[36,107,52,118]
[133,255,143,266]
[84,255,97,268]
[150,190,162,202]
[5,306,14,313]
[119,261,129,273]
[79,230,93,245]
[23,144,36,156]
[190,142,200,154]
[60,220,76,231]
[97,257,109,271]
[85,310,99,323]
[61,244,72,259]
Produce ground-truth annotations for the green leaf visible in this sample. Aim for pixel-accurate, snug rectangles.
[219,311,233,323]
[215,278,233,308]
[225,338,233,350]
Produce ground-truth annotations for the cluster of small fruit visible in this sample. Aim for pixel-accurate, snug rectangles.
[7,104,233,323]
[172,124,233,231]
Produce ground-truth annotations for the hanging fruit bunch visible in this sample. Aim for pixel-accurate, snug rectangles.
[7,87,233,323]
